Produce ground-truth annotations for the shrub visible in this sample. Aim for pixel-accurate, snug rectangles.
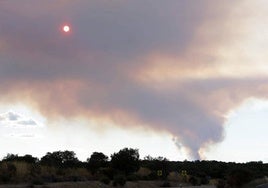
[167,171,180,181]
[160,181,171,187]
[0,162,17,183]
[113,174,126,186]
[227,168,252,187]
[29,163,41,177]
[31,177,44,185]
[136,167,151,177]
[41,175,57,183]
[200,176,210,185]
[98,167,115,179]
[126,174,139,181]
[217,179,226,188]
[147,171,158,180]
[100,175,110,185]
[189,176,199,186]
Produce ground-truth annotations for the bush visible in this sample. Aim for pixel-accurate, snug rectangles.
[200,176,209,185]
[167,171,180,181]
[98,167,115,180]
[41,175,57,183]
[136,167,151,177]
[113,174,126,186]
[126,174,139,181]
[147,171,158,180]
[0,162,17,183]
[29,163,41,177]
[66,175,81,182]
[160,181,171,187]
[227,168,252,187]
[189,176,199,186]
[31,177,44,185]
[100,175,110,185]
[217,179,226,188]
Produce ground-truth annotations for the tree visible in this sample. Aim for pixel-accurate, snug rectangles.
[40,150,79,168]
[20,155,39,163]
[111,148,140,175]
[144,155,154,161]
[87,152,108,174]
[3,154,38,163]
[141,156,169,178]
[3,154,19,161]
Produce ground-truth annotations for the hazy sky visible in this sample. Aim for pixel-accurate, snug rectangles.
[0,0,268,162]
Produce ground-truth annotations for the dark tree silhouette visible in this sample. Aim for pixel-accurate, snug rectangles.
[87,152,108,174]
[3,154,38,163]
[0,150,267,185]
[40,150,79,168]
[111,148,140,175]
[2,154,18,161]
[20,154,38,163]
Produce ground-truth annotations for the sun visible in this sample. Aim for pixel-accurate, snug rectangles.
[63,25,70,33]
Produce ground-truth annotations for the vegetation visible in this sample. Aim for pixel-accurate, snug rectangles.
[87,152,108,175]
[0,148,267,187]
[111,148,139,175]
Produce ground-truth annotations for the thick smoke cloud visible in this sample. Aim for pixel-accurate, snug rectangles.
[1,0,267,159]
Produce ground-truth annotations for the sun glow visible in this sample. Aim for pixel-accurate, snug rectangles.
[63,25,70,33]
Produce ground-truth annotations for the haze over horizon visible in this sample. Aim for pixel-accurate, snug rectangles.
[0,0,268,162]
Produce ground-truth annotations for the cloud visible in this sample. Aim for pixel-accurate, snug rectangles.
[0,111,40,141]
[1,0,268,159]
[6,111,20,121]
[17,120,37,126]
[5,133,35,138]
[0,111,38,127]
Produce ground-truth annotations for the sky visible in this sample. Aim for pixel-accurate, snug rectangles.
[0,0,268,162]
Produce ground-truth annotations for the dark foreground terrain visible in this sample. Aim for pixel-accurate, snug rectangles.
[1,179,268,188]
[1,149,267,188]
[0,181,216,188]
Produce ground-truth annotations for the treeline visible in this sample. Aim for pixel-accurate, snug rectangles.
[0,148,268,187]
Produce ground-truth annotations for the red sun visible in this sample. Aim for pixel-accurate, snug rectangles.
[63,25,70,33]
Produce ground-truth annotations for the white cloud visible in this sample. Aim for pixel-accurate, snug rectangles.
[0,111,38,127]
[0,111,43,141]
